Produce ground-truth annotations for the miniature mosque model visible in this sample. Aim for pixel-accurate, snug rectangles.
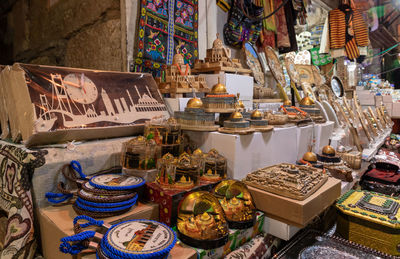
[218,110,255,135]
[248,110,273,132]
[156,51,208,95]
[192,34,251,74]
[201,79,236,113]
[174,97,219,131]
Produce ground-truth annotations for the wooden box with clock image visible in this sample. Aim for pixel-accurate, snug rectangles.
[0,63,168,147]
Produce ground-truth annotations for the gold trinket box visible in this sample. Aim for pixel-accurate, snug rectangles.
[336,190,400,255]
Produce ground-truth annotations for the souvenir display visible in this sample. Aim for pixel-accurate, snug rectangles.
[353,94,373,142]
[177,191,229,249]
[120,136,160,170]
[225,234,281,259]
[243,42,264,85]
[174,152,201,190]
[202,149,227,183]
[274,229,392,258]
[248,110,273,132]
[0,64,168,146]
[264,46,290,104]
[264,112,289,126]
[336,190,400,255]
[213,180,256,229]
[298,96,325,123]
[244,163,328,200]
[368,107,383,132]
[60,216,176,258]
[45,161,144,218]
[201,79,236,113]
[280,104,310,125]
[284,52,302,102]
[156,153,177,189]
[384,134,400,151]
[156,52,208,97]
[174,97,219,131]
[145,117,183,157]
[193,34,251,74]
[253,85,276,100]
[330,75,344,98]
[218,111,255,135]
[360,161,400,196]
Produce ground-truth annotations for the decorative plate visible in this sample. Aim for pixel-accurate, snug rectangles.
[243,42,265,85]
[264,46,286,87]
[77,189,137,203]
[102,220,176,258]
[284,52,300,85]
[294,64,315,85]
[294,50,311,65]
[89,174,145,191]
[331,76,344,98]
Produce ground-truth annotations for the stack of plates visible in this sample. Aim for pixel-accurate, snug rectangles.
[72,174,145,218]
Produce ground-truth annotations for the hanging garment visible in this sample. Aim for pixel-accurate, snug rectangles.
[329,6,369,60]
[275,0,290,48]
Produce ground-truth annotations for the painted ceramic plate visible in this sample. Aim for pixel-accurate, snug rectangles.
[322,100,340,127]
[284,52,300,85]
[89,174,145,190]
[265,46,286,87]
[103,220,176,257]
[331,76,344,98]
[295,64,314,84]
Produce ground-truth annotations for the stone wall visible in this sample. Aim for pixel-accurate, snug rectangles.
[0,0,124,71]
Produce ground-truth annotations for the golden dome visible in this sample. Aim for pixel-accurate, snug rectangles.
[238,100,245,109]
[211,78,227,94]
[303,151,317,162]
[213,33,223,49]
[322,145,336,156]
[186,97,203,109]
[172,53,185,65]
[283,100,292,106]
[230,111,243,119]
[251,110,263,119]
[300,96,314,106]
[193,148,203,156]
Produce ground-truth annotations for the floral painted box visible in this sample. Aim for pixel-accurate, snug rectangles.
[0,64,168,146]
[336,190,400,256]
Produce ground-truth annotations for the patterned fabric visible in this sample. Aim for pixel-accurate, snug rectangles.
[275,0,290,48]
[310,47,333,66]
[329,7,368,59]
[135,0,198,76]
[310,24,324,46]
[223,0,263,48]
[0,143,46,259]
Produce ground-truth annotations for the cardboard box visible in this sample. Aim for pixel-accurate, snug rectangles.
[357,90,375,106]
[146,181,219,226]
[374,95,383,105]
[38,202,159,259]
[392,102,400,117]
[262,215,300,241]
[188,212,265,259]
[81,243,197,259]
[248,177,341,227]
[0,64,168,146]
[382,95,393,103]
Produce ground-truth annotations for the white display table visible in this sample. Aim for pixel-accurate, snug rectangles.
[185,121,334,180]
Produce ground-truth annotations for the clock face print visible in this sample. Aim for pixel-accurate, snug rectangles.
[331,76,344,98]
[64,73,98,104]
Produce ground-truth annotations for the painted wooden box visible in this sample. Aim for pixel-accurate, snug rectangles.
[336,190,400,256]
[0,64,168,146]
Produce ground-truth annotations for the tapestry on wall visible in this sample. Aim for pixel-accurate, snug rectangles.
[134,0,199,77]
[0,144,46,259]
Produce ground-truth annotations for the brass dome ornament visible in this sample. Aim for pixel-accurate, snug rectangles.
[251,110,263,119]
[211,77,228,94]
[283,100,292,106]
[192,148,203,156]
[322,145,336,156]
[230,111,244,119]
[186,97,203,109]
[300,96,315,106]
[303,151,318,163]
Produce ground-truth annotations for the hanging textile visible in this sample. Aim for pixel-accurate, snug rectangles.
[292,0,307,25]
[329,4,368,60]
[275,0,290,48]
[279,0,298,53]
[223,0,264,48]
[135,0,199,77]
